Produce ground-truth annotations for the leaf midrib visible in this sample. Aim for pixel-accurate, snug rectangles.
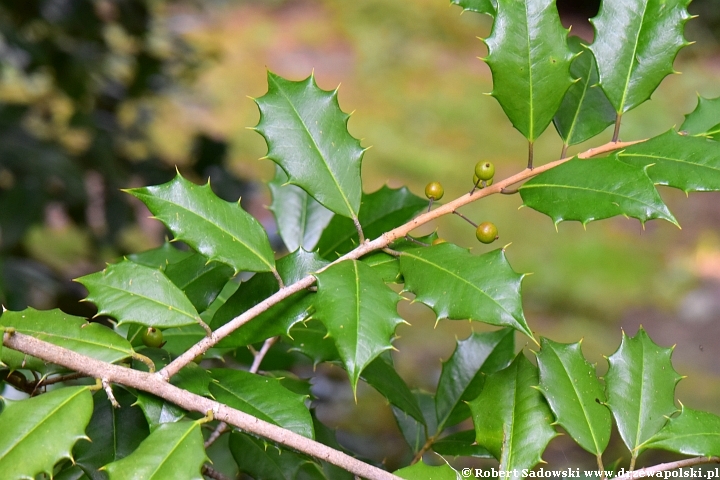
[147,424,198,479]
[88,280,198,323]
[620,152,720,173]
[617,0,649,113]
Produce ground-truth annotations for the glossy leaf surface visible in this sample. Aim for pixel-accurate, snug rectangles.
[432,430,493,458]
[450,0,495,16]
[209,369,314,438]
[681,95,720,136]
[469,353,556,473]
[135,392,186,430]
[643,407,720,457]
[395,460,460,480]
[361,251,401,283]
[313,260,403,393]
[520,156,677,226]
[77,260,202,328]
[484,0,573,141]
[399,244,531,337]
[605,328,681,456]
[229,432,326,480]
[104,420,206,480]
[361,354,424,423]
[618,130,720,193]
[0,386,93,479]
[127,242,193,270]
[127,173,275,273]
[286,320,341,366]
[590,0,692,114]
[536,338,611,455]
[164,253,234,313]
[553,36,615,146]
[254,71,363,218]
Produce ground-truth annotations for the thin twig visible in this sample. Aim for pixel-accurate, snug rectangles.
[382,247,401,257]
[612,113,622,142]
[500,186,519,195]
[426,197,434,213]
[353,216,365,243]
[453,210,478,228]
[272,269,285,289]
[202,464,235,480]
[527,141,535,169]
[36,372,87,388]
[250,336,278,374]
[204,423,229,448]
[469,178,481,195]
[404,235,430,247]
[103,378,120,407]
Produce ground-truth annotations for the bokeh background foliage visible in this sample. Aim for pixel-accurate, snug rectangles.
[2,0,720,471]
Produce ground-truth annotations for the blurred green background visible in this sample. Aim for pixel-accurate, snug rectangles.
[2,0,720,473]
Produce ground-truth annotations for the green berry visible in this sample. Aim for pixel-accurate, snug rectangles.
[475,222,498,244]
[486,177,493,186]
[432,238,446,245]
[425,182,444,200]
[474,161,495,181]
[142,327,164,348]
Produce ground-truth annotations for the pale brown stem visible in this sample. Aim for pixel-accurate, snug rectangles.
[613,113,622,142]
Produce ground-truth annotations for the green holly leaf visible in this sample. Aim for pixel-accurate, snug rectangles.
[74,388,149,479]
[229,432,326,480]
[617,130,720,193]
[681,95,720,136]
[395,459,461,480]
[164,254,234,313]
[361,251,401,283]
[642,407,720,457]
[399,244,531,337]
[313,260,404,394]
[103,420,207,480]
[519,156,678,227]
[311,415,355,480]
[269,165,334,253]
[253,71,364,218]
[316,185,427,258]
[436,329,514,431]
[589,0,692,115]
[211,249,328,347]
[432,430,493,458]
[450,0,495,16]
[469,353,556,472]
[77,260,203,329]
[484,0,573,142]
[553,37,616,147]
[209,368,314,438]
[605,328,681,458]
[170,363,213,397]
[126,173,276,274]
[0,386,93,479]
[393,391,438,454]
[127,242,193,270]
[135,392,186,430]
[286,320,341,366]
[536,338,611,456]
[361,354,424,424]
[0,308,134,364]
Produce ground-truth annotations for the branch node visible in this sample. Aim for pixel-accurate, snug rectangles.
[102,378,120,408]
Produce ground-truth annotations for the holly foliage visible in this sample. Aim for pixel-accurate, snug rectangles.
[2,1,720,479]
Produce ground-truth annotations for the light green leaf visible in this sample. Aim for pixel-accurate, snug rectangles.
[618,130,720,193]
[395,459,461,480]
[536,338,611,455]
[361,251,401,283]
[605,327,681,457]
[316,185,427,258]
[589,0,692,115]
[399,244,531,337]
[450,0,495,16]
[164,254,234,313]
[313,260,404,393]
[436,329,515,431]
[103,420,207,480]
[229,432,326,480]
[361,354,425,424]
[269,165,334,252]
[0,308,134,364]
[642,406,720,457]
[170,363,213,397]
[126,173,276,274]
[209,369,314,439]
[484,0,574,141]
[469,353,556,473]
[681,95,720,136]
[432,430,493,458]
[77,260,202,329]
[553,37,616,146]
[254,71,364,218]
[520,156,678,226]
[0,386,93,479]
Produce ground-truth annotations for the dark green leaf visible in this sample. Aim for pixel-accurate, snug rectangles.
[450,0,495,16]
[126,173,276,274]
[553,37,615,146]
[316,186,427,258]
[265,370,313,398]
[209,369,314,438]
[312,415,355,480]
[436,328,515,431]
[286,320,341,366]
[520,156,678,226]
[469,353,556,471]
[395,460,461,480]
[77,260,202,329]
[642,407,720,457]
[103,420,207,480]
[399,244,531,337]
[589,0,692,114]
[160,325,206,358]
[362,252,401,283]
[254,71,364,218]
[618,130,720,193]
[393,391,437,454]
[0,386,93,479]
[269,165,334,252]
[536,338,611,455]
[605,328,681,457]
[484,0,574,141]
[681,95,720,136]
[432,430,493,458]
[229,432,326,480]
[164,254,234,312]
[127,242,193,270]
[135,392,186,430]
[313,260,404,393]
[171,363,213,397]
[361,354,424,424]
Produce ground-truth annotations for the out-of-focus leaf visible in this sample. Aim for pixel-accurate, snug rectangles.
[0,386,93,479]
[520,156,677,227]
[395,459,461,480]
[450,0,495,16]
[536,338,611,455]
[254,71,364,218]
[399,244,531,337]
[605,328,681,457]
[313,260,403,393]
[126,173,276,274]
[135,392,186,430]
[590,0,692,115]
[393,391,437,454]
[269,165,334,252]
[432,430,493,458]
[209,369,314,438]
[681,96,720,136]
[361,354,424,424]
[642,407,720,456]
[312,414,355,480]
[164,254,234,312]
[229,432,326,480]
[77,260,202,328]
[103,420,207,480]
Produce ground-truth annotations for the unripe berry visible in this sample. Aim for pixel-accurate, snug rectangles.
[475,161,495,181]
[475,222,498,244]
[425,182,444,200]
[142,327,164,348]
